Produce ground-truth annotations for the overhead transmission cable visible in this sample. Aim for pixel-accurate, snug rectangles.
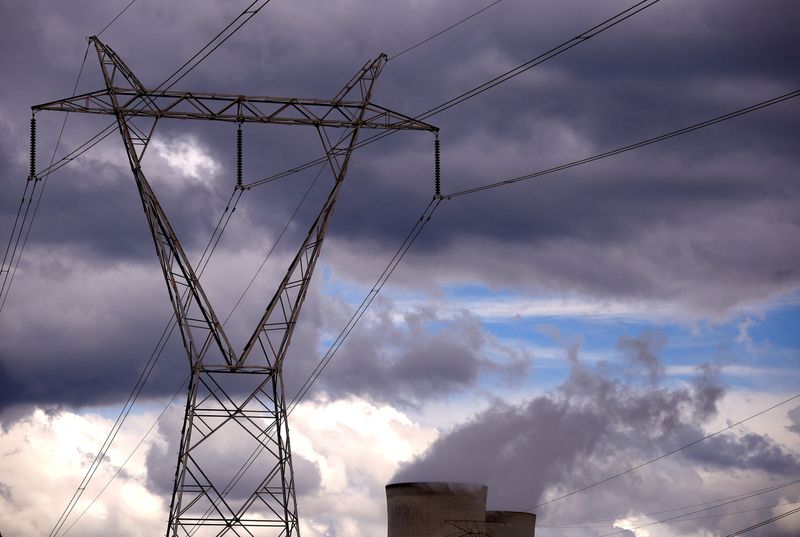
[243,0,664,189]
[12,0,275,202]
[680,500,800,524]
[221,163,325,327]
[29,0,660,195]
[444,89,800,198]
[595,477,800,536]
[46,186,242,537]
[524,393,800,512]
[153,0,275,93]
[31,0,499,180]
[96,0,138,37]
[388,0,503,60]
[186,197,443,532]
[0,42,91,315]
[282,87,800,418]
[539,476,800,528]
[58,377,189,537]
[3,0,272,312]
[540,500,800,530]
[288,197,442,410]
[35,123,117,177]
[724,505,800,536]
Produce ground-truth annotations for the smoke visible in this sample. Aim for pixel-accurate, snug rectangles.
[787,405,800,435]
[393,335,800,535]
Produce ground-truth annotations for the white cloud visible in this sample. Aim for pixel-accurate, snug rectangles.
[0,397,439,537]
[150,135,220,187]
[0,408,166,537]
[290,396,438,537]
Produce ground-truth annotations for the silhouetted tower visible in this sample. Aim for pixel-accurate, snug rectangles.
[34,37,437,537]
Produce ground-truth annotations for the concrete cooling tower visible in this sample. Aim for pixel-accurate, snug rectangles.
[485,511,536,537]
[386,482,488,537]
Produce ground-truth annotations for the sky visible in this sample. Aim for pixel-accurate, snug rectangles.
[0,0,799,536]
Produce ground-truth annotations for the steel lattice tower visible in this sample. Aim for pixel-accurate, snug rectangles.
[34,37,437,537]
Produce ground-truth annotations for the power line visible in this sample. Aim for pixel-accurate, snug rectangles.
[34,123,117,177]
[21,0,275,195]
[46,187,243,537]
[154,0,274,92]
[34,0,494,182]
[179,168,327,534]
[47,311,173,537]
[96,0,139,37]
[284,89,800,423]
[596,478,800,536]
[673,500,800,526]
[388,0,503,61]
[724,505,800,537]
[444,89,800,198]
[5,0,273,312]
[58,377,189,537]
[417,0,662,121]
[539,476,800,528]
[525,393,800,512]
[32,0,660,193]
[540,501,800,530]
[243,0,664,189]
[289,197,442,410]
[221,164,324,327]
[0,42,91,315]
[1,0,149,312]
[186,197,442,530]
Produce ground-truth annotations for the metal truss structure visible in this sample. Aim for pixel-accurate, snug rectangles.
[34,36,437,537]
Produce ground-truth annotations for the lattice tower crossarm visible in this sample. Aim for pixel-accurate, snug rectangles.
[33,36,437,537]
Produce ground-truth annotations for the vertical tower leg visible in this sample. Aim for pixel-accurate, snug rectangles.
[166,369,298,537]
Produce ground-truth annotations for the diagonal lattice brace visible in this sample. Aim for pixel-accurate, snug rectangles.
[91,37,237,368]
[237,53,388,370]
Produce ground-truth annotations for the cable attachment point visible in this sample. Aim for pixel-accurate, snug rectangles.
[236,123,243,189]
[434,135,441,198]
[29,115,37,182]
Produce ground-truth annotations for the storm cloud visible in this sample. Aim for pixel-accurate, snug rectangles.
[2,0,799,411]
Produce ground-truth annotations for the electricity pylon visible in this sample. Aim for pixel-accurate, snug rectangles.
[34,36,437,537]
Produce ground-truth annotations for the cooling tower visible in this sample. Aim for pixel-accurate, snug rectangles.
[386,482,488,537]
[485,511,536,537]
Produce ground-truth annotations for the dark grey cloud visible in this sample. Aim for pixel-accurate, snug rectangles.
[309,302,530,407]
[0,0,797,463]
[687,431,800,475]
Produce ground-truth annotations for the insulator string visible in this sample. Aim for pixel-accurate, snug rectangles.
[434,135,441,197]
[29,115,37,181]
[236,125,243,188]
